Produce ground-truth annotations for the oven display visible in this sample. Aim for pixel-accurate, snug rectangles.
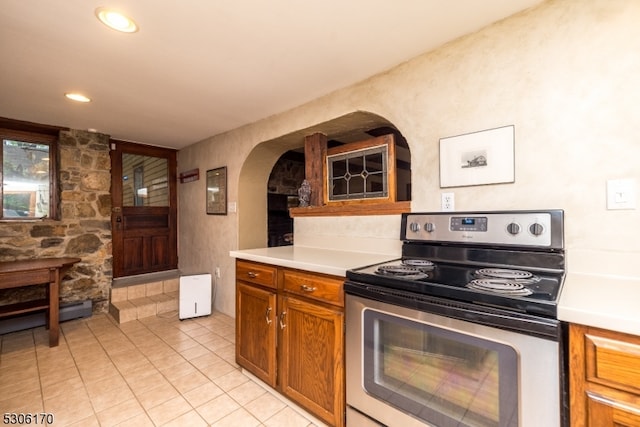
[451,216,488,232]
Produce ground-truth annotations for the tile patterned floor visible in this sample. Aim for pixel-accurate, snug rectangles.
[0,311,321,426]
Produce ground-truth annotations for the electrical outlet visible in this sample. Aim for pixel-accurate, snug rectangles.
[215,267,221,278]
[441,192,455,211]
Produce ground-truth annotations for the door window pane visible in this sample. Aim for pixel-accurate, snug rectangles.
[2,139,51,218]
[122,154,168,206]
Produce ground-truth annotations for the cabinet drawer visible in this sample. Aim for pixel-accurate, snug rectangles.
[236,260,277,289]
[282,269,344,307]
[584,328,640,395]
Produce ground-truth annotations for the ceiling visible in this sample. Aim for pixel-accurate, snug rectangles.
[0,1,543,150]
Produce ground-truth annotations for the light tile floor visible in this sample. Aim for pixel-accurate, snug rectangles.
[0,311,321,426]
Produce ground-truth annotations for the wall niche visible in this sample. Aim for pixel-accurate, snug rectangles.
[239,111,411,250]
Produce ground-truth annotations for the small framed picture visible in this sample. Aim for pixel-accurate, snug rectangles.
[439,125,515,188]
[206,166,227,215]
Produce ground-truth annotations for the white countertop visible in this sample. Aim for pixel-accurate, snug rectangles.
[558,272,640,336]
[229,246,396,277]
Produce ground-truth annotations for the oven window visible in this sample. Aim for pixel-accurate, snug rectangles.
[363,309,519,427]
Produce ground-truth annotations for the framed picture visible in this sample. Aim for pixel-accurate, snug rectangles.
[439,125,515,188]
[206,166,227,215]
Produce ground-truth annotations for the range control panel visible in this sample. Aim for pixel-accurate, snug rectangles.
[401,210,564,249]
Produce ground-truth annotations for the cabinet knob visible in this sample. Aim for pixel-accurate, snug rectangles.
[279,311,287,329]
[247,271,258,278]
[300,284,316,293]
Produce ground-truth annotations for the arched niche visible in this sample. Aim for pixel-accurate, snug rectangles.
[238,111,408,249]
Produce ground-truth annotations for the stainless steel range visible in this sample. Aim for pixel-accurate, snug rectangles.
[345,210,568,427]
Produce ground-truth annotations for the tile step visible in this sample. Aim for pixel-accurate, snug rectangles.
[109,277,181,324]
[109,292,179,323]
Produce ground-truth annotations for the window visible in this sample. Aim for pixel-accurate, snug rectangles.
[1,128,58,220]
[324,134,397,205]
[327,142,390,202]
[121,153,169,207]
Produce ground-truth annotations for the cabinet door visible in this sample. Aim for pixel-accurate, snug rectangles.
[570,324,640,427]
[279,295,345,427]
[236,282,277,387]
[587,392,640,426]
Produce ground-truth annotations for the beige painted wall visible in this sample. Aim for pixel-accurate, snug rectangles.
[178,0,640,317]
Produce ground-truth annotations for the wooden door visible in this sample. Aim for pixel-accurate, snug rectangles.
[236,283,277,387]
[111,141,177,278]
[279,295,345,427]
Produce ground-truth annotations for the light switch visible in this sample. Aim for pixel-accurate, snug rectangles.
[607,179,637,210]
[228,202,237,213]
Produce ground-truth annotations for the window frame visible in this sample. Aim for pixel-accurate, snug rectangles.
[1,127,59,220]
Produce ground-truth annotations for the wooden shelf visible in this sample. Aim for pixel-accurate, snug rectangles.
[0,298,49,318]
[289,201,410,217]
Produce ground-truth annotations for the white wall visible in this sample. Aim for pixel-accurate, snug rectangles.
[178,0,640,317]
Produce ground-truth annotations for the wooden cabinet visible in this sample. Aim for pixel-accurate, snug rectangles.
[236,260,345,427]
[569,323,640,426]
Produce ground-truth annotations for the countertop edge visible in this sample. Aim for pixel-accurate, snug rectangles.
[558,272,640,336]
[229,247,396,277]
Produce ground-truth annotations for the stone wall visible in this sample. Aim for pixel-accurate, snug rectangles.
[0,129,112,313]
[267,155,305,195]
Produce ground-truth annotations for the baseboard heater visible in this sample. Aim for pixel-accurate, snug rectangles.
[0,300,93,335]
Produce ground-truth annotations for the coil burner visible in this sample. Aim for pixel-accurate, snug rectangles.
[467,268,540,296]
[402,259,435,270]
[375,263,430,280]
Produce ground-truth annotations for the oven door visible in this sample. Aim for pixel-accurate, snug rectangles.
[345,285,563,427]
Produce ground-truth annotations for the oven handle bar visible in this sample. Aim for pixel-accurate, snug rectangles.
[345,281,561,341]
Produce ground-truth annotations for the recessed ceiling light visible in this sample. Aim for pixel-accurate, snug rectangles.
[65,93,91,103]
[95,7,138,33]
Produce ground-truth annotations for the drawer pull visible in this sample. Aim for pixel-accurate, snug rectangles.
[300,284,316,293]
[247,271,258,278]
[265,307,272,325]
[279,311,287,329]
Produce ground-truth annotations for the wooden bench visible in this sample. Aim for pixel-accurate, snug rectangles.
[0,257,81,346]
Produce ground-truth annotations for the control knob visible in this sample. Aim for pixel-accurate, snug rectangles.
[529,222,544,236]
[409,222,421,233]
[506,222,521,235]
[424,222,435,233]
